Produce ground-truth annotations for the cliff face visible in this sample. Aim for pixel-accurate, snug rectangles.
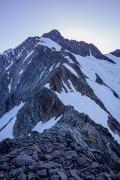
[0,30,120,179]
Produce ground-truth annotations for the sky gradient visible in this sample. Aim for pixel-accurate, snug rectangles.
[0,0,120,53]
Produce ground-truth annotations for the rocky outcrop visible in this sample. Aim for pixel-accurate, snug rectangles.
[108,116,120,137]
[13,88,65,137]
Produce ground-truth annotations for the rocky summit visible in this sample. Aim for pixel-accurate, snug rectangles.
[0,30,120,179]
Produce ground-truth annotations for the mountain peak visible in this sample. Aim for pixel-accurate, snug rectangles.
[0,27,120,179]
[42,29,114,63]
[48,29,62,35]
[42,29,62,40]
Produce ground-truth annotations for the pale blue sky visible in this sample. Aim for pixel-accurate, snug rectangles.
[0,0,120,53]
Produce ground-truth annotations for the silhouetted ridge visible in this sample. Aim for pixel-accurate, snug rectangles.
[111,49,120,57]
[43,29,114,63]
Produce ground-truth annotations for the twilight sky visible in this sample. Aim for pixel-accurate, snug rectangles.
[0,0,120,53]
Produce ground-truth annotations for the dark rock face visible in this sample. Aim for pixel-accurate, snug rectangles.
[0,44,65,117]
[108,116,120,137]
[48,65,110,115]
[13,88,65,137]
[111,49,120,57]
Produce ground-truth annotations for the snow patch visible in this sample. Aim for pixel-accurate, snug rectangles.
[8,78,12,93]
[17,49,24,59]
[5,60,14,70]
[49,66,54,72]
[55,63,60,68]
[0,117,17,142]
[64,55,74,63]
[17,79,20,85]
[0,102,25,142]
[19,69,24,75]
[23,50,34,62]
[45,83,50,89]
[37,37,61,51]
[32,116,62,133]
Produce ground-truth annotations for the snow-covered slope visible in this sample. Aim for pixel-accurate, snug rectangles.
[74,54,120,98]
[74,54,120,120]
[56,53,120,142]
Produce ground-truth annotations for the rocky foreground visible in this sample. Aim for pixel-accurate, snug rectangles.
[0,106,120,180]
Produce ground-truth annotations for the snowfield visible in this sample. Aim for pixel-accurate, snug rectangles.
[74,54,120,98]
[87,79,120,122]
